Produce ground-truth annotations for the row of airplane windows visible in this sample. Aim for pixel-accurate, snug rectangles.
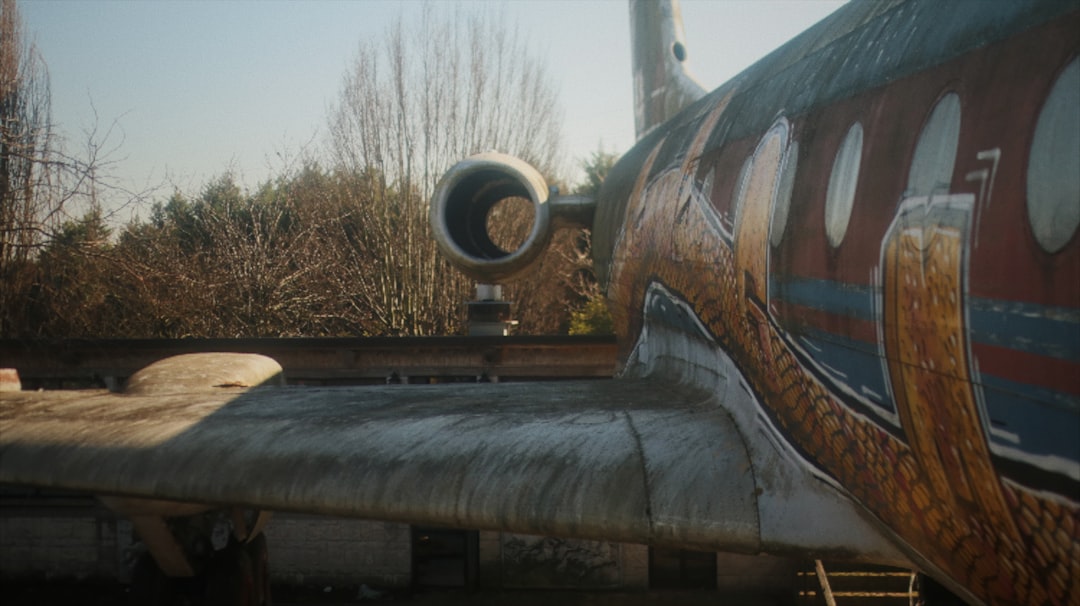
[744,56,1079,255]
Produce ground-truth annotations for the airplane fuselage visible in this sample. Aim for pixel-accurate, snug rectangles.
[593,2,1079,604]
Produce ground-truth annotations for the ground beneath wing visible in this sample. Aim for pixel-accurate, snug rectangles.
[0,379,760,553]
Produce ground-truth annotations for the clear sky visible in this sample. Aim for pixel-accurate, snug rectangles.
[20,0,845,209]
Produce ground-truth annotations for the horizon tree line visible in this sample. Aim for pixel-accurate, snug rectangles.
[0,0,617,339]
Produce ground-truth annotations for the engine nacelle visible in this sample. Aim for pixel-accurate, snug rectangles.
[430,152,594,283]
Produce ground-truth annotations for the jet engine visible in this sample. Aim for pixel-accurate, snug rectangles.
[430,152,594,283]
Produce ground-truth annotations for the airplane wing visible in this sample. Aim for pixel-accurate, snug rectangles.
[1,352,909,567]
[0,370,755,552]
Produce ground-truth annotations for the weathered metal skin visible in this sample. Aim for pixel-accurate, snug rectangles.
[0,371,904,560]
[124,352,284,395]
[592,1,1079,604]
[1,381,735,547]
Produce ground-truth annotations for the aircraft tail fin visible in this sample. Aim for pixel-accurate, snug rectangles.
[630,0,706,139]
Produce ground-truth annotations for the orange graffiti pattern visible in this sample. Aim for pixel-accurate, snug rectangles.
[608,140,1079,605]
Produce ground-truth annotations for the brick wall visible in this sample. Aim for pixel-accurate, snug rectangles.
[0,504,133,582]
[263,514,411,587]
[5,502,764,592]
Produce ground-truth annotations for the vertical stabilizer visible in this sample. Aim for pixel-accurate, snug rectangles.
[630,0,707,139]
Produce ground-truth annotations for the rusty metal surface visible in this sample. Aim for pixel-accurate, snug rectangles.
[0,336,617,386]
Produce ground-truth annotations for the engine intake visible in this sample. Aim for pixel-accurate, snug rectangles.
[430,152,594,283]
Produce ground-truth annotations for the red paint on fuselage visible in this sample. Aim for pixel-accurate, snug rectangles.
[598,4,1079,604]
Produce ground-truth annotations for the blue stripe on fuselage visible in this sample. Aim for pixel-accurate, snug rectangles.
[979,373,1080,467]
[968,297,1080,362]
[770,276,1079,442]
[770,276,1079,362]
[769,276,876,322]
[793,328,895,416]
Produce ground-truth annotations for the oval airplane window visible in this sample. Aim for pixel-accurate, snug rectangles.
[825,122,863,248]
[1027,57,1080,254]
[907,93,961,197]
[771,140,799,247]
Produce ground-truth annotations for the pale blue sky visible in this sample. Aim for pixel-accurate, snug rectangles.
[21,0,844,208]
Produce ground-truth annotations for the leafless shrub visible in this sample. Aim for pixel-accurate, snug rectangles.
[326,6,570,335]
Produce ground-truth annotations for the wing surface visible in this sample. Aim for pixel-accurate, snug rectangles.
[0,380,758,552]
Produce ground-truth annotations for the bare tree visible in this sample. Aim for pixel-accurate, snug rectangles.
[7,3,581,338]
[326,6,567,335]
[100,172,360,338]
[0,0,125,336]
[1,0,53,333]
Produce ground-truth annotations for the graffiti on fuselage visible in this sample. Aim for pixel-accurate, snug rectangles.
[607,15,1079,606]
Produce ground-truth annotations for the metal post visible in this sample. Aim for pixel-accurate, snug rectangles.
[467,284,517,336]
